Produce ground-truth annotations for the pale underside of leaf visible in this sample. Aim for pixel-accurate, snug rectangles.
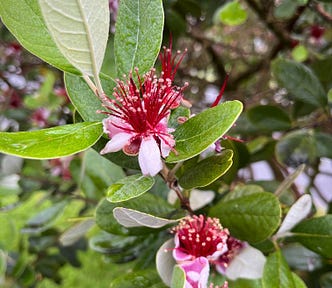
[39,0,109,76]
[226,246,266,280]
[276,194,312,236]
[113,207,180,228]
[59,219,95,246]
[156,239,176,286]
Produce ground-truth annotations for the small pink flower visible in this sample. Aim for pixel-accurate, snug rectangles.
[100,68,186,176]
[171,215,229,288]
[215,236,245,275]
[172,215,229,262]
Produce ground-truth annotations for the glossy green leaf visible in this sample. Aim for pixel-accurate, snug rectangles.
[314,132,332,158]
[275,164,305,197]
[106,174,154,203]
[228,278,262,288]
[70,148,125,199]
[272,58,327,107]
[179,150,233,189]
[275,130,317,167]
[22,201,67,234]
[209,186,281,243]
[274,0,307,20]
[292,215,332,258]
[95,193,174,235]
[262,250,296,288]
[0,122,103,159]
[114,0,164,76]
[218,0,247,26]
[110,269,167,288]
[64,73,115,122]
[113,207,179,228]
[39,0,109,76]
[0,0,77,73]
[171,265,186,288]
[167,101,243,163]
[247,105,292,132]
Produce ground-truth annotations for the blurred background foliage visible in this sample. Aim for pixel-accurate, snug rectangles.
[1,0,332,287]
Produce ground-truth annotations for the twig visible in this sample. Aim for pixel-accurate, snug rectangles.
[312,2,332,23]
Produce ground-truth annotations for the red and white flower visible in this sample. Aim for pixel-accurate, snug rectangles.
[171,215,229,288]
[100,45,187,176]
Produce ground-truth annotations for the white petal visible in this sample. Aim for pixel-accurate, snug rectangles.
[100,132,132,154]
[138,137,162,176]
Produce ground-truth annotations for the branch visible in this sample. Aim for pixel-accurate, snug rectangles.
[312,2,332,23]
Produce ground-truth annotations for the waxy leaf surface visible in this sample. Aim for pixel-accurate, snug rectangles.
[272,58,327,107]
[292,215,332,258]
[64,73,114,122]
[0,0,77,73]
[0,122,103,159]
[39,0,109,76]
[209,187,281,243]
[113,207,179,228]
[262,250,296,288]
[179,150,233,189]
[167,101,243,163]
[106,174,155,203]
[114,0,164,76]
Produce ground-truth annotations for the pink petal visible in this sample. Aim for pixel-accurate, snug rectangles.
[100,132,132,154]
[102,116,133,137]
[173,235,193,262]
[138,137,162,176]
[179,257,210,288]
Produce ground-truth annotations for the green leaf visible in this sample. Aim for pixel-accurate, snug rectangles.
[209,186,281,243]
[274,0,306,20]
[113,207,179,228]
[106,174,154,203]
[292,215,332,258]
[218,0,248,26]
[274,164,305,197]
[70,148,125,199]
[275,130,317,167]
[64,73,114,122]
[0,122,103,159]
[39,0,109,76]
[114,0,164,76]
[110,270,167,288]
[171,265,186,288]
[247,105,292,132]
[292,273,307,288]
[167,101,243,163]
[22,201,67,234]
[0,0,77,73]
[262,250,296,288]
[179,150,233,189]
[272,58,327,107]
[59,219,95,246]
[314,132,332,158]
[291,45,308,62]
[228,278,262,288]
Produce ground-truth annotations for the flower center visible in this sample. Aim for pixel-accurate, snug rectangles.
[103,69,185,136]
[172,215,229,259]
